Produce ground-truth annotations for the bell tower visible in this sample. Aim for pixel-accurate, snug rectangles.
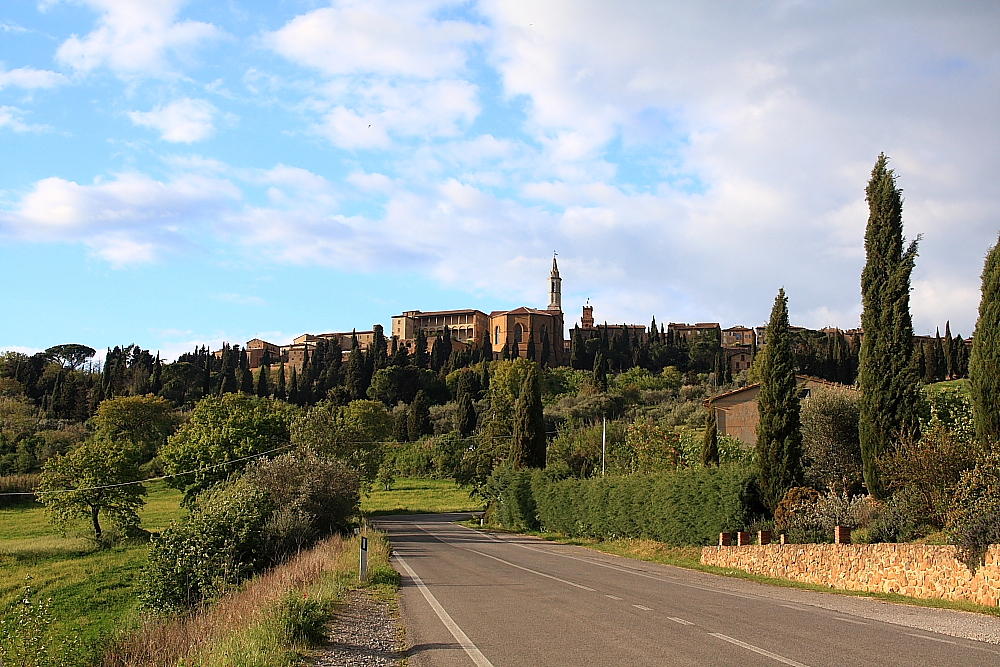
[547,254,562,311]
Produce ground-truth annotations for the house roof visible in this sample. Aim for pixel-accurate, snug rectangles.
[489,306,560,316]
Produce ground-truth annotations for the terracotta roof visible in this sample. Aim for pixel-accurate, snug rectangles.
[489,306,559,316]
[396,309,488,318]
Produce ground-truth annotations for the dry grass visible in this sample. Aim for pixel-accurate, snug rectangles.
[102,536,354,667]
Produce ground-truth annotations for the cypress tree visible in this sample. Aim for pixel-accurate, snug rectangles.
[455,391,477,437]
[393,410,410,442]
[858,154,921,498]
[969,235,1000,443]
[408,390,432,441]
[500,339,510,361]
[345,339,366,400]
[511,364,546,468]
[527,332,536,362]
[923,341,936,384]
[371,324,389,370]
[570,328,585,369]
[414,329,429,369]
[240,366,254,394]
[932,329,946,382]
[256,364,270,397]
[755,288,802,513]
[391,340,410,367]
[276,362,286,401]
[288,366,300,405]
[592,350,608,392]
[701,410,719,466]
[650,316,659,344]
[916,341,927,381]
[540,329,551,367]
[955,335,969,377]
[943,321,954,379]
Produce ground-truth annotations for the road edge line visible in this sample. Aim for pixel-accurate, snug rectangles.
[709,632,810,667]
[394,553,496,667]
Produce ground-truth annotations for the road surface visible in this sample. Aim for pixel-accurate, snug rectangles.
[376,513,1000,667]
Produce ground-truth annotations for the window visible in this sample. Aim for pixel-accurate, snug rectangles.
[495,326,501,345]
[514,323,524,343]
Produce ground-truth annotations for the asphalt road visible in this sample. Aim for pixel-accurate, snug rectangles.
[376,513,1000,667]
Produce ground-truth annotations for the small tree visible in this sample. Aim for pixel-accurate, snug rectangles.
[408,390,433,441]
[38,437,146,540]
[511,364,546,468]
[970,234,1000,444]
[755,288,803,512]
[256,364,270,397]
[701,410,719,466]
[455,388,477,437]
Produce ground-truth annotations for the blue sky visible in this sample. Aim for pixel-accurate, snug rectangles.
[2,1,998,359]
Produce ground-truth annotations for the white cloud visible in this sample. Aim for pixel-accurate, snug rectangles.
[55,0,221,78]
[0,171,240,266]
[0,65,66,90]
[128,98,218,142]
[0,106,48,132]
[266,1,484,149]
[266,1,486,79]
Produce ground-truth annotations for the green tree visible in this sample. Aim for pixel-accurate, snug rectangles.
[414,329,429,369]
[540,329,551,367]
[527,332,536,362]
[455,373,477,437]
[256,364,270,397]
[755,288,803,512]
[701,411,719,466]
[37,436,146,540]
[44,343,96,370]
[511,364,546,468]
[91,394,175,465]
[160,393,298,501]
[858,154,921,498]
[345,336,366,400]
[275,362,286,401]
[970,234,1000,444]
[291,399,392,487]
[592,350,608,392]
[408,390,433,441]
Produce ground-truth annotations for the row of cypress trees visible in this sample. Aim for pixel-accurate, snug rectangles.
[750,153,1000,509]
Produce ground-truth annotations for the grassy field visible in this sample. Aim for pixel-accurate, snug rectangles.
[0,480,186,650]
[362,477,484,515]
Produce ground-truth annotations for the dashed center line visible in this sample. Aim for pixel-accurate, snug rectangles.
[710,633,811,667]
[668,616,694,626]
[605,595,623,600]
[832,617,869,625]
[633,604,653,611]
[907,633,957,645]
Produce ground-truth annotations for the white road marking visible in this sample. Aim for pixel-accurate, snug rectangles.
[633,604,653,611]
[394,553,496,667]
[907,633,957,645]
[781,604,809,611]
[710,633,811,667]
[668,616,694,626]
[832,617,869,625]
[605,595,623,600]
[468,549,597,591]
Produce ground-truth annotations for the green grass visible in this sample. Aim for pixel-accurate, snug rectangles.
[0,479,186,653]
[925,378,971,394]
[468,522,1000,618]
[362,477,484,516]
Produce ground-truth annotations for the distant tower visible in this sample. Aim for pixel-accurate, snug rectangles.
[548,254,562,311]
[581,299,594,330]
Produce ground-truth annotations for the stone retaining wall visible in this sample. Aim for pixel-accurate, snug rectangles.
[701,543,1000,607]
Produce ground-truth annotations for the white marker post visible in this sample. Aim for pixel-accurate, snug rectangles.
[360,536,369,581]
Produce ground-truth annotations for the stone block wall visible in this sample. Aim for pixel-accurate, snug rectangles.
[701,543,1000,607]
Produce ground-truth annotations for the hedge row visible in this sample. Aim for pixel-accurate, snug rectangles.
[489,465,764,546]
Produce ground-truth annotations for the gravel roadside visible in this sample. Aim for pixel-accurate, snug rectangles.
[309,589,403,667]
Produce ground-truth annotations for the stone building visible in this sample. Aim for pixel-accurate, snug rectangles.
[721,326,756,349]
[391,309,490,354]
[489,256,566,364]
[570,302,647,346]
[705,376,857,447]
[669,322,721,342]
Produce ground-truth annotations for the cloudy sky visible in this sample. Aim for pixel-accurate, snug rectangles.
[1,1,998,359]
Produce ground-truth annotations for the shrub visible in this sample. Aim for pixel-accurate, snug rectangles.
[276,591,329,644]
[522,465,762,545]
[144,450,359,610]
[486,465,539,531]
[801,387,862,494]
[0,584,84,667]
[947,451,1000,568]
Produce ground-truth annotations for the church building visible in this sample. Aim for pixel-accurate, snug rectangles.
[488,256,566,364]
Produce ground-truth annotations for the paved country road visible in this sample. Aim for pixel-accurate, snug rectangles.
[374,513,1000,667]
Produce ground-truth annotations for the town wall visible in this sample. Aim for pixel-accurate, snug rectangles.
[701,543,1000,607]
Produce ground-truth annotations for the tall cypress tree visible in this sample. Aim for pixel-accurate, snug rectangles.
[288,366,300,406]
[932,329,946,382]
[408,390,432,441]
[755,288,802,512]
[512,364,546,468]
[570,328,585,370]
[275,362,286,401]
[701,410,719,466]
[527,332,536,362]
[592,350,608,392]
[414,329,429,369]
[943,321,954,380]
[256,364,270,397]
[858,154,921,498]
[455,375,477,437]
[540,329,551,367]
[970,235,1000,443]
[345,337,366,400]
